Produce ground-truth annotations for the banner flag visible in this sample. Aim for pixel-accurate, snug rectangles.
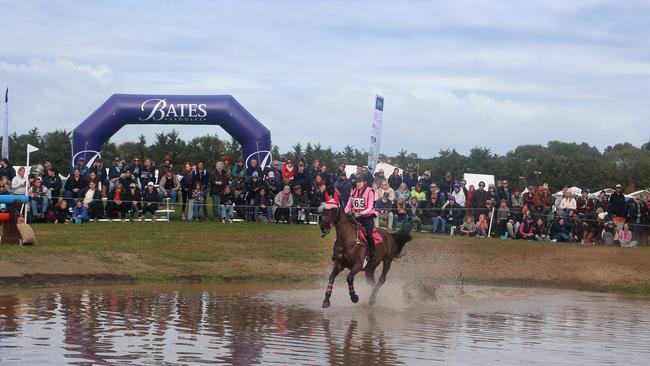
[367,95,384,172]
[27,143,39,154]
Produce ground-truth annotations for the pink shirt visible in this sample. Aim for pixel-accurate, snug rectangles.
[618,229,633,243]
[344,186,376,216]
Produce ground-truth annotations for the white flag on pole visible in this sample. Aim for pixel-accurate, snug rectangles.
[27,144,39,153]
[367,95,384,172]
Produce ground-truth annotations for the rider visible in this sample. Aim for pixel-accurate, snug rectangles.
[344,175,377,260]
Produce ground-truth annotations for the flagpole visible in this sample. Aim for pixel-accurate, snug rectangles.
[2,87,8,160]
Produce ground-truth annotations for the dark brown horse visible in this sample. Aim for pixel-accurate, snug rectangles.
[320,207,412,308]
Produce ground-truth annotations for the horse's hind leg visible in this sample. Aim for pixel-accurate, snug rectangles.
[369,259,392,306]
[322,262,343,308]
[365,265,377,286]
[347,265,363,304]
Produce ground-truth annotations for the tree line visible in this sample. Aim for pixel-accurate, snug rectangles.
[2,128,650,192]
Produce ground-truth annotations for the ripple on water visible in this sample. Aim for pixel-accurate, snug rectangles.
[0,284,649,365]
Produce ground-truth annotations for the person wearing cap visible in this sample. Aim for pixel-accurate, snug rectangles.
[345,175,378,259]
[264,160,281,180]
[576,189,594,216]
[609,184,627,219]
[157,155,173,181]
[140,181,159,222]
[209,162,228,220]
[108,157,123,191]
[123,182,142,221]
[441,195,463,234]
[265,171,278,198]
[451,183,466,207]
[350,165,364,182]
[417,170,433,194]
[374,191,394,230]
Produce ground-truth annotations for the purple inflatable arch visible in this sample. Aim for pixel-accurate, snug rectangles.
[72,94,272,168]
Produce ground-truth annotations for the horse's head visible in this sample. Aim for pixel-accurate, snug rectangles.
[320,205,340,237]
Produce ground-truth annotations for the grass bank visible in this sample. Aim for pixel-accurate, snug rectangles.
[0,222,649,295]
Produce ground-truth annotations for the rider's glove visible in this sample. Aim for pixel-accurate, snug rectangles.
[353,212,361,218]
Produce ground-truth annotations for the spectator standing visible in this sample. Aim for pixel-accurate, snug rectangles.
[192,161,210,218]
[608,184,627,219]
[439,172,455,197]
[190,182,205,222]
[334,173,352,207]
[402,167,418,190]
[108,157,123,191]
[180,163,193,220]
[627,197,647,241]
[497,180,512,208]
[210,162,228,220]
[388,168,402,191]
[0,159,16,182]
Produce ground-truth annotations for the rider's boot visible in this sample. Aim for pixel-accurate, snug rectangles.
[366,232,377,261]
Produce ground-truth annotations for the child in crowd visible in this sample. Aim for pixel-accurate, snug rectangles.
[191,182,205,221]
[219,185,235,223]
[476,214,489,237]
[459,216,477,237]
[72,200,89,224]
[619,223,637,247]
[53,200,70,224]
[496,199,511,239]
[519,215,535,240]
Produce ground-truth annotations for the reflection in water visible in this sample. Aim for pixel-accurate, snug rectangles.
[0,284,649,365]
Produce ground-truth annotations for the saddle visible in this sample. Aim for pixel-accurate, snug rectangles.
[355,224,383,246]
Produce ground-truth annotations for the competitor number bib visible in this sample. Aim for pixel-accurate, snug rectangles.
[352,198,366,210]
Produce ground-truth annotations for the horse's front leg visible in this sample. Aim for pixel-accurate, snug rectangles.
[347,264,363,304]
[322,262,343,308]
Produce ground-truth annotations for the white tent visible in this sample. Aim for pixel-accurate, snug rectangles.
[553,186,583,197]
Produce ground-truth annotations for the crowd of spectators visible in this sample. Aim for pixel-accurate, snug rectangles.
[0,155,647,247]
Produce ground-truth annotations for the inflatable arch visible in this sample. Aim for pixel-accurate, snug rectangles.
[72,94,272,168]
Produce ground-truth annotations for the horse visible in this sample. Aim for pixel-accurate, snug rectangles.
[319,207,412,308]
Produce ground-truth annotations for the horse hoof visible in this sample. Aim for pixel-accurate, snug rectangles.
[368,297,376,306]
[350,294,359,303]
[322,300,331,308]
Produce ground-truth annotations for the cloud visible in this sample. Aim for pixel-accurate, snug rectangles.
[0,0,649,158]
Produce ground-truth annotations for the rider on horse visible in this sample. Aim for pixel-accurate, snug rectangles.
[344,175,377,260]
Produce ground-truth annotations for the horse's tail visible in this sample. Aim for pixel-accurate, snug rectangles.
[391,222,413,257]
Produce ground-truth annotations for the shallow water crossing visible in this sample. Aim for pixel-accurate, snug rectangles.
[0,283,648,365]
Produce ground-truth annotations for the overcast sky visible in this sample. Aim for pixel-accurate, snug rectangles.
[1,0,649,157]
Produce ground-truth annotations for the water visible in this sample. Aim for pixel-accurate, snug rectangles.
[0,283,649,365]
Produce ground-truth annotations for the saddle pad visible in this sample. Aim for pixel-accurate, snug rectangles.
[358,228,383,246]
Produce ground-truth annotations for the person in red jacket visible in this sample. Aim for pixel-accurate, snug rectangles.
[345,176,377,260]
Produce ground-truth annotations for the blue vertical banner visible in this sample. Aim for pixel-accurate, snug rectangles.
[367,95,384,172]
